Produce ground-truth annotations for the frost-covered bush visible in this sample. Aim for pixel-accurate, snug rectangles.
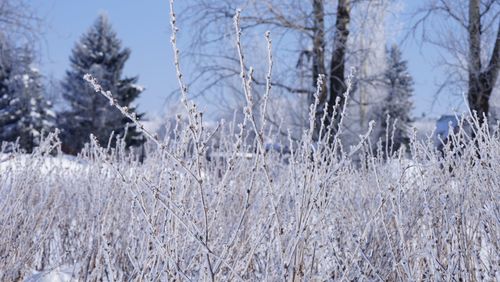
[1,105,499,281]
[1,4,499,282]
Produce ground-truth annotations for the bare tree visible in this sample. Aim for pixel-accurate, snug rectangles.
[0,0,42,44]
[467,0,499,122]
[306,0,352,137]
[325,0,351,135]
[181,0,397,141]
[412,0,499,123]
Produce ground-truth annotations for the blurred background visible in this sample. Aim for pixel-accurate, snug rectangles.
[1,0,498,153]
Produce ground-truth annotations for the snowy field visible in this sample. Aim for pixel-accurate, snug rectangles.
[0,117,499,281]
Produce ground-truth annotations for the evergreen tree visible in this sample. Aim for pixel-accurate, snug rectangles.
[60,14,145,154]
[377,44,414,155]
[0,37,55,152]
[15,49,56,151]
[0,37,18,145]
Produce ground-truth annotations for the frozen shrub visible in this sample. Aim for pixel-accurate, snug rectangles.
[1,102,498,281]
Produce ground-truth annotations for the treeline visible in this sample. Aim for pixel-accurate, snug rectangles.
[184,0,499,154]
[0,15,144,154]
[0,12,417,156]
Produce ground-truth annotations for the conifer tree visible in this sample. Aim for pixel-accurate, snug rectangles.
[60,14,144,154]
[0,38,55,152]
[0,37,18,145]
[377,44,414,155]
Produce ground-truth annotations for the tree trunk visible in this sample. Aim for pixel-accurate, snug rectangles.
[467,0,500,124]
[312,0,326,104]
[325,0,350,137]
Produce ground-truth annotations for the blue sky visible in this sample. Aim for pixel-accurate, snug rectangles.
[32,0,463,120]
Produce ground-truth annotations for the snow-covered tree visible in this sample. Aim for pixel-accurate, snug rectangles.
[377,44,414,155]
[13,49,56,151]
[0,37,17,144]
[60,14,145,154]
[0,38,55,152]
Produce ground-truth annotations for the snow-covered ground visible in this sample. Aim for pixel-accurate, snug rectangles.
[25,265,78,282]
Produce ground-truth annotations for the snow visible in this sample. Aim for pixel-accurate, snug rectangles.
[130,83,145,92]
[25,265,78,282]
[22,74,30,88]
[0,154,87,176]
